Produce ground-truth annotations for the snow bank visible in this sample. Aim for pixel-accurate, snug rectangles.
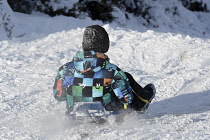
[2,0,210,41]
[0,0,15,40]
[122,0,210,38]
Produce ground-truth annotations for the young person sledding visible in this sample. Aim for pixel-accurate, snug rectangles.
[53,25,156,117]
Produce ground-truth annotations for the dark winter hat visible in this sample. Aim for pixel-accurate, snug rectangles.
[82,25,109,53]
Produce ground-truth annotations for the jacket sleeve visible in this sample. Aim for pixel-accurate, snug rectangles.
[53,66,67,101]
[112,68,133,105]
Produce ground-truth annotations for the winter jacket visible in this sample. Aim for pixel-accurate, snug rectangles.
[53,51,133,112]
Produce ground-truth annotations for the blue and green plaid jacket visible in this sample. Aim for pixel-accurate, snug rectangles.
[53,51,133,112]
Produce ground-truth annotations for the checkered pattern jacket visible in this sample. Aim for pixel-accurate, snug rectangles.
[53,51,133,111]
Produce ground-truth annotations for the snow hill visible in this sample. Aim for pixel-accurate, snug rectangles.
[1,3,210,140]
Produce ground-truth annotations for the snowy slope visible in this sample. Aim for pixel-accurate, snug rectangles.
[1,10,210,140]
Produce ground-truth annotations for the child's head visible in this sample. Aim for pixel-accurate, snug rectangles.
[82,25,109,53]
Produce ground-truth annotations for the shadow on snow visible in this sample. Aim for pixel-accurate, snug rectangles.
[149,90,210,117]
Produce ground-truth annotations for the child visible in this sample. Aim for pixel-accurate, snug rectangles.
[53,25,155,114]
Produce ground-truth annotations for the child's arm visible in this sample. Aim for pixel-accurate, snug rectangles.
[112,68,133,105]
[53,67,67,101]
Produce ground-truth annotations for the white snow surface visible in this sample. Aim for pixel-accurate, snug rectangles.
[48,0,79,11]
[0,0,15,40]
[1,11,210,140]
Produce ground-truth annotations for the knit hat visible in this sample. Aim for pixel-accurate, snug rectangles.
[82,25,109,53]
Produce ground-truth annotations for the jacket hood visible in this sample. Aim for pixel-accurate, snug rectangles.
[73,51,109,74]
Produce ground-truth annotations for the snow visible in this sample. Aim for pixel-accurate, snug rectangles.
[0,0,15,40]
[48,0,79,11]
[1,3,210,140]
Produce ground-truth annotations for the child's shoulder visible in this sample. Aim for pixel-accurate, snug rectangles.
[105,62,121,72]
[58,61,74,71]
